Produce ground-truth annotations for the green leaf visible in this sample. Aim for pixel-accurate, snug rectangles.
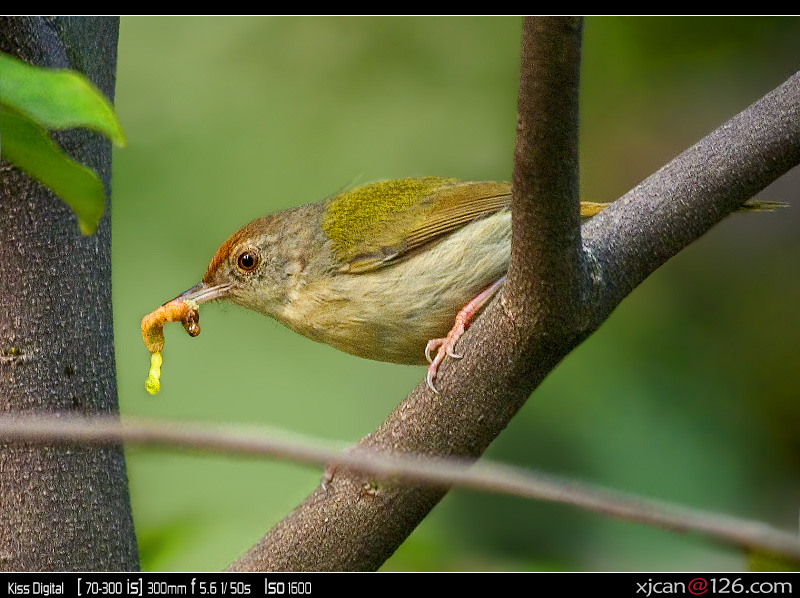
[0,52,126,147]
[0,52,126,235]
[1,106,105,235]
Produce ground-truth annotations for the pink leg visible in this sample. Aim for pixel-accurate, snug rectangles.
[425,277,504,393]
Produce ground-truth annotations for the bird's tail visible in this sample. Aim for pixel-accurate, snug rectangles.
[736,200,788,212]
[579,201,609,219]
[579,199,787,219]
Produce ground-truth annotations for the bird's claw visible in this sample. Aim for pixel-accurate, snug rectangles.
[424,326,465,394]
[422,276,506,394]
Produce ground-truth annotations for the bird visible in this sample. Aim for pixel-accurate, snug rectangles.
[147,176,780,394]
[162,177,607,392]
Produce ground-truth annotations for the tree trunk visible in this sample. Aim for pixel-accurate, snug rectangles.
[0,16,139,571]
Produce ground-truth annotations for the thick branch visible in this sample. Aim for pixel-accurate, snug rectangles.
[583,70,800,322]
[0,16,138,571]
[509,16,583,329]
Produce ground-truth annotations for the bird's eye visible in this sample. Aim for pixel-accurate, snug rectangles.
[237,250,259,272]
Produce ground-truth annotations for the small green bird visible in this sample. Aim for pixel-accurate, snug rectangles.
[170,177,604,391]
[170,176,778,392]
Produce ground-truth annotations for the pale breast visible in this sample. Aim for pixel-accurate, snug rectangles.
[277,210,511,365]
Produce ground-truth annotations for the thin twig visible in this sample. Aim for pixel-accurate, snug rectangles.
[0,412,798,560]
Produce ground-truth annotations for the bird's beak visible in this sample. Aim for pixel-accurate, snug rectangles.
[173,281,233,305]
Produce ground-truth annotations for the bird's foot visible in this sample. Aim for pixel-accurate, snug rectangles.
[424,277,505,393]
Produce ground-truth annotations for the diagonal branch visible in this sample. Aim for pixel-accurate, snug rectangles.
[583,70,800,321]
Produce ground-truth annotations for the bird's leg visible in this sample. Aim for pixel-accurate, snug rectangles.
[425,276,505,393]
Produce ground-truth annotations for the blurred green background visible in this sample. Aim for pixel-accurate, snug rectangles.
[111,16,800,571]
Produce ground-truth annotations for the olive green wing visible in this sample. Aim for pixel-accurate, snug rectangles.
[323,177,512,274]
